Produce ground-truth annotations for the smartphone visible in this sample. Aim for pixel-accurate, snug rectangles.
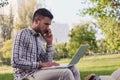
[44,30,49,36]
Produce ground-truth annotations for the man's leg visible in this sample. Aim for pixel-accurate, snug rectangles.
[69,65,81,80]
[27,68,75,80]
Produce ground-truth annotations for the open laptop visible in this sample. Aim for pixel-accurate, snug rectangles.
[41,44,88,70]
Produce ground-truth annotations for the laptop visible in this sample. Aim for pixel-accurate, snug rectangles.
[41,44,88,70]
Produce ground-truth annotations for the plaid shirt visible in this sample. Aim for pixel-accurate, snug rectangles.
[11,27,53,80]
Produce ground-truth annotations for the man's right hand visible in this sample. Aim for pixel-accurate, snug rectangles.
[39,62,59,68]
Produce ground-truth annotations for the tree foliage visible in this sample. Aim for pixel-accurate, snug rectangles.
[98,17,120,52]
[0,6,14,42]
[67,24,97,57]
[82,0,120,52]
[0,39,12,65]
[14,0,37,30]
[83,0,120,19]
[53,43,68,60]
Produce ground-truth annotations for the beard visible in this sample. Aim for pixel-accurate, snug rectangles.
[35,25,41,34]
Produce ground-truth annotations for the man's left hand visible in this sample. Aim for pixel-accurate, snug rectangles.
[43,29,53,45]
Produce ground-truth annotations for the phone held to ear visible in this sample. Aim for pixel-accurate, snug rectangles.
[44,30,49,36]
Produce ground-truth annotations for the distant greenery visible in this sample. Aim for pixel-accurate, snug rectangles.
[53,42,68,60]
[0,54,120,80]
[0,8,14,42]
[0,39,12,65]
[67,23,97,57]
[14,0,37,30]
[82,0,120,53]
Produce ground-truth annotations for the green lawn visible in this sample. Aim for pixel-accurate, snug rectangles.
[0,54,120,80]
[0,65,13,80]
[77,54,120,79]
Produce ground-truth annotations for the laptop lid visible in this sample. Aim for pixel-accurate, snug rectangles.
[68,44,88,65]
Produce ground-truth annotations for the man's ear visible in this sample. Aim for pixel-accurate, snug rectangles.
[34,18,39,24]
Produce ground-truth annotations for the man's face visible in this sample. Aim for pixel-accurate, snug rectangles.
[36,17,52,35]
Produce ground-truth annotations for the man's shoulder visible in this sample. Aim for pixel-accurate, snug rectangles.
[19,28,29,33]
[17,28,30,35]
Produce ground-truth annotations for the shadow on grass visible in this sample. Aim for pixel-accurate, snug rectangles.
[0,73,13,80]
[80,69,115,80]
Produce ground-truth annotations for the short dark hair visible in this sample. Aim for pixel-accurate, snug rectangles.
[32,8,53,22]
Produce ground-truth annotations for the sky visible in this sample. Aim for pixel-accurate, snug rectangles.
[47,0,83,23]
[0,0,96,24]
[40,0,96,24]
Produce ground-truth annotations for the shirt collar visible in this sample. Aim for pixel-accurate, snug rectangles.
[28,27,39,37]
[28,26,46,42]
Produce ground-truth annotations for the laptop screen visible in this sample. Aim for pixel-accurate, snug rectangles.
[68,44,88,65]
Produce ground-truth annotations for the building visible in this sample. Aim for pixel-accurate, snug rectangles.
[51,22,70,43]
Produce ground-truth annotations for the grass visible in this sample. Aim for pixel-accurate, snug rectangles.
[0,65,13,80]
[0,54,120,80]
[56,54,120,79]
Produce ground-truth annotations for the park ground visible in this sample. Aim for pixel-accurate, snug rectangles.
[0,54,120,80]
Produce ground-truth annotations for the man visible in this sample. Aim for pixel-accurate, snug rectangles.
[11,8,81,80]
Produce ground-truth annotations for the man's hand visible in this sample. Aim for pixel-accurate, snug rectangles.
[43,29,53,45]
[39,62,59,68]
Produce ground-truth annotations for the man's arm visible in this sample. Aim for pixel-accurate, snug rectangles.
[42,28,53,62]
[11,30,40,70]
[45,44,53,62]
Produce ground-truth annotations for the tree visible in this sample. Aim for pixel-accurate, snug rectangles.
[14,0,39,30]
[98,17,120,52]
[82,0,120,20]
[82,0,120,52]
[0,39,12,65]
[67,24,97,57]
[0,5,14,41]
[53,42,68,60]
[97,39,108,54]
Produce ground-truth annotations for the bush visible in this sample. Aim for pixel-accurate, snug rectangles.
[0,39,12,65]
[53,42,69,60]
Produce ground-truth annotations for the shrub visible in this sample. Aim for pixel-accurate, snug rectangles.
[0,39,12,65]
